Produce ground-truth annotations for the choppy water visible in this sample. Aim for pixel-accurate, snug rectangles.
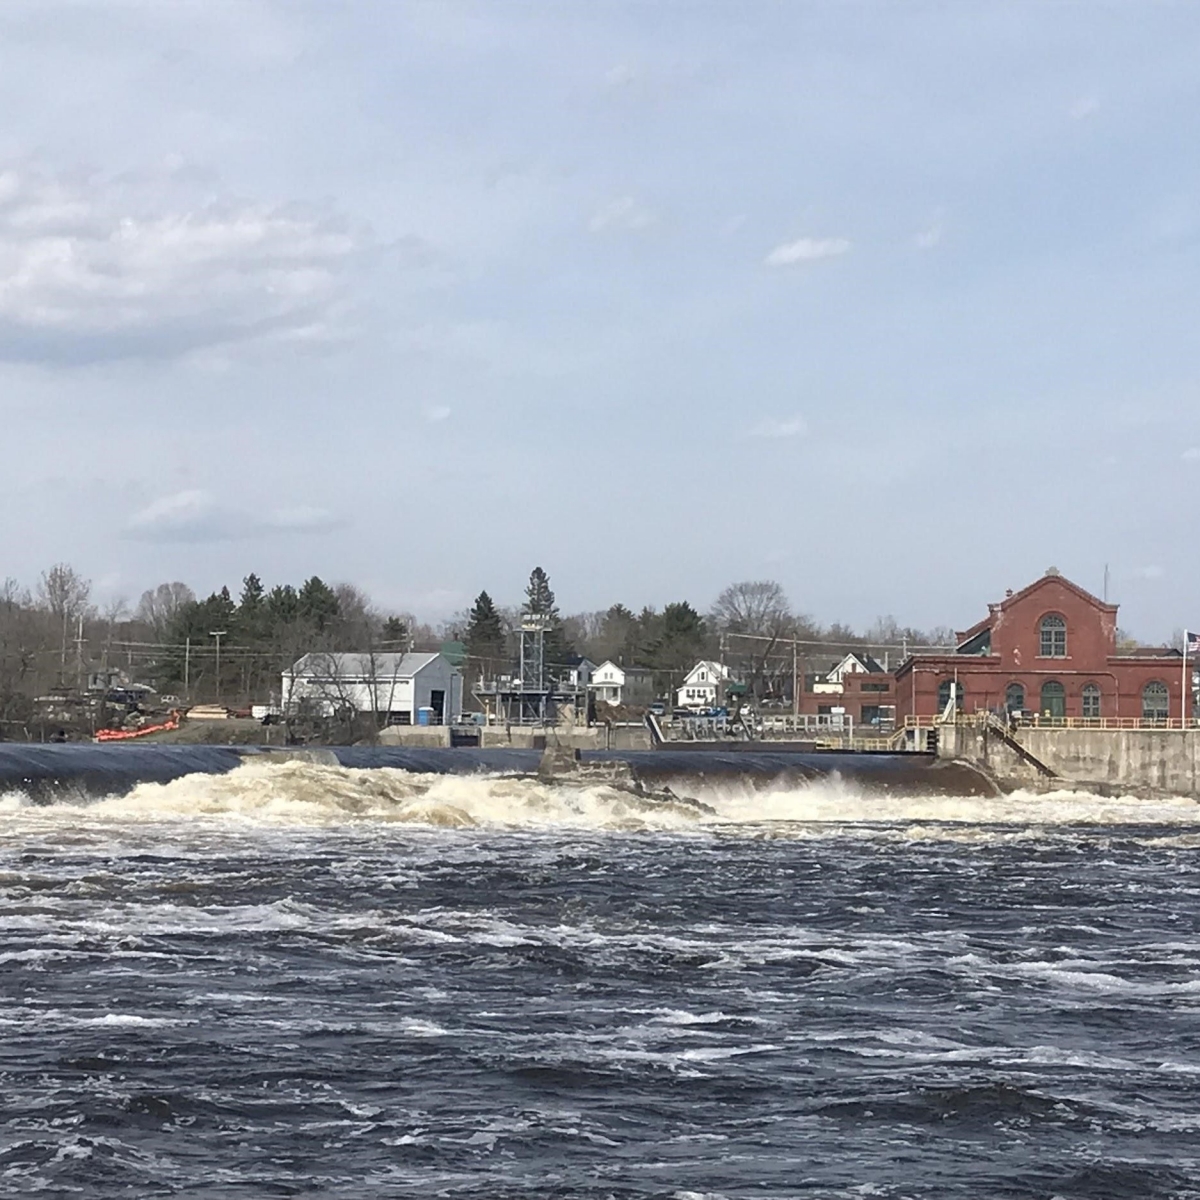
[2,761,1200,1198]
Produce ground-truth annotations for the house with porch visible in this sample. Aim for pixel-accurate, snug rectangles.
[675,660,731,710]
[590,661,656,707]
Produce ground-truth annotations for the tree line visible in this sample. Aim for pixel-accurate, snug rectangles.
[0,560,956,731]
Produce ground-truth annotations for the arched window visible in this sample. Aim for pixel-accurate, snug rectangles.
[1005,682,1025,713]
[1039,614,1067,658]
[1142,681,1169,722]
[1082,683,1102,719]
[937,679,965,712]
[1040,680,1066,719]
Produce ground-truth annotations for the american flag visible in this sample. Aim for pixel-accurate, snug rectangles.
[1187,630,1200,656]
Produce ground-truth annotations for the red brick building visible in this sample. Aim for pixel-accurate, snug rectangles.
[894,570,1187,721]
[797,652,897,726]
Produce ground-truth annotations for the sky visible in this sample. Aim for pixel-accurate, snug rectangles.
[1,1,1198,639]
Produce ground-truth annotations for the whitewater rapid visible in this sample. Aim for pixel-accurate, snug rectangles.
[4,759,1200,1196]
[1,758,1198,835]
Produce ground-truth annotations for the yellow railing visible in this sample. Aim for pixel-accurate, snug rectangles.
[902,713,1200,732]
[813,736,895,752]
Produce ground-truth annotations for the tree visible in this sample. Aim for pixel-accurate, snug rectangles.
[381,615,409,647]
[136,581,196,641]
[711,580,794,699]
[523,566,572,669]
[711,580,792,638]
[37,563,93,676]
[465,591,506,670]
[652,601,707,677]
[524,567,558,618]
[298,576,340,632]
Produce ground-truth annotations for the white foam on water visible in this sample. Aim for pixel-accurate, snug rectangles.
[0,758,1195,835]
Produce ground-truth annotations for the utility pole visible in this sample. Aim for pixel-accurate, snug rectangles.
[74,615,85,692]
[184,636,191,699]
[210,630,227,705]
[792,638,799,720]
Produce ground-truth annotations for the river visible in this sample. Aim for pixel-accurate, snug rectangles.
[1,759,1198,1197]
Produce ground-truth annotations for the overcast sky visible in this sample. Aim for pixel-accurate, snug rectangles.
[1,1,1198,638]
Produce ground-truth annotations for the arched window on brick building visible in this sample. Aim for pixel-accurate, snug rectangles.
[1039,614,1067,658]
[937,679,965,712]
[1081,683,1102,719]
[1040,680,1066,718]
[1005,682,1025,713]
[1142,680,1169,722]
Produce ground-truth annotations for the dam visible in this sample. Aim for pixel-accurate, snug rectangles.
[0,742,997,806]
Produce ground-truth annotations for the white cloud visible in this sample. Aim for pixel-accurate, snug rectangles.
[0,161,373,363]
[1133,565,1165,581]
[604,63,638,89]
[424,404,452,423]
[914,223,942,250]
[749,415,808,439]
[1069,95,1100,120]
[124,489,345,543]
[588,196,657,234]
[1182,446,1200,461]
[764,237,851,266]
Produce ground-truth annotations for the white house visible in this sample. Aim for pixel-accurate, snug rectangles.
[283,651,462,725]
[561,656,597,689]
[590,660,656,707]
[675,660,731,710]
[812,652,887,695]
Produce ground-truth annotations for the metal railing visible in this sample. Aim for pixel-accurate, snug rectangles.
[902,713,1200,732]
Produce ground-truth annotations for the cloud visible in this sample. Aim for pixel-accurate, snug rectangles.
[1182,447,1200,461]
[749,414,807,439]
[423,404,452,423]
[124,489,345,543]
[764,237,851,266]
[914,223,942,250]
[1069,95,1100,120]
[1132,565,1165,581]
[0,161,374,364]
[588,196,657,234]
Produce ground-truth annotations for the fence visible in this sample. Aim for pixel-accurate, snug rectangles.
[902,713,1200,732]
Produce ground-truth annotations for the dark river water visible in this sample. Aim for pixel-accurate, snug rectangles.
[1,759,1199,1198]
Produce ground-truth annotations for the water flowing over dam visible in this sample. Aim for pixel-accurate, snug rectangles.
[0,743,996,807]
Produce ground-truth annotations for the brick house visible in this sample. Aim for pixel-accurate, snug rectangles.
[799,652,896,726]
[894,569,1187,721]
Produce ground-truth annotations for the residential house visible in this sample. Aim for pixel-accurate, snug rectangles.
[675,660,731,710]
[590,660,656,707]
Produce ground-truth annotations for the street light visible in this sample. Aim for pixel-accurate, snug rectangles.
[210,630,227,705]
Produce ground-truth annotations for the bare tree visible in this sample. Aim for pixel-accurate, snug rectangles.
[711,580,795,699]
[37,563,93,676]
[136,581,196,641]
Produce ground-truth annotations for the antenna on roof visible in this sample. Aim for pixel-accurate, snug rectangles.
[1103,563,1109,603]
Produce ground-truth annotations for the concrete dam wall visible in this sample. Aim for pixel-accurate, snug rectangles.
[937,723,1200,796]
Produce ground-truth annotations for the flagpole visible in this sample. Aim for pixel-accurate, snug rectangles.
[1184,635,1190,728]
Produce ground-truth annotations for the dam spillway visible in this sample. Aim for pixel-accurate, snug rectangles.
[0,743,997,804]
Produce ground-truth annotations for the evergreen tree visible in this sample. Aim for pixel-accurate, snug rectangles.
[465,590,506,667]
[298,576,340,633]
[381,615,409,647]
[523,566,572,671]
[266,584,300,628]
[652,601,706,677]
[236,573,267,641]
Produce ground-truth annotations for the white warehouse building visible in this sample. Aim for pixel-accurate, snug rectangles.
[282,652,462,725]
